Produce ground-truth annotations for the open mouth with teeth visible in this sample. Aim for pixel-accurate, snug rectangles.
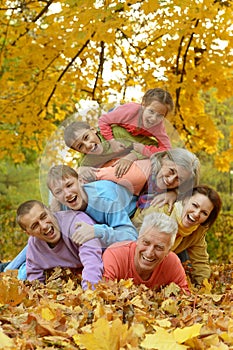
[163,177,170,186]
[88,144,99,153]
[142,254,156,263]
[187,214,196,222]
[44,226,55,238]
[183,213,198,227]
[186,214,197,224]
[67,195,78,205]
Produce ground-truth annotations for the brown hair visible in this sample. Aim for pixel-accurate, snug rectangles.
[17,200,45,230]
[183,185,222,228]
[47,165,79,192]
[141,88,174,113]
[64,121,91,149]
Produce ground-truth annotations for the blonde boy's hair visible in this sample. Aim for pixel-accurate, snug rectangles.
[47,165,78,191]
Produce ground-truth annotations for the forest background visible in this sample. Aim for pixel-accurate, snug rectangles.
[1,1,233,349]
[0,0,233,264]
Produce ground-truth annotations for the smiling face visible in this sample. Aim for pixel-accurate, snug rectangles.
[142,100,168,129]
[156,158,191,190]
[134,228,171,281]
[21,203,61,245]
[71,128,104,155]
[51,175,88,211]
[181,193,214,228]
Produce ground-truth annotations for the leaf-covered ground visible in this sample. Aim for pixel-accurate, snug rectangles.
[0,264,233,350]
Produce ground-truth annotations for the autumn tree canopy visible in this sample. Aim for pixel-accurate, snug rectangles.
[0,0,233,170]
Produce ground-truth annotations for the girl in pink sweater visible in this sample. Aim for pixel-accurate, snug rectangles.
[98,88,174,178]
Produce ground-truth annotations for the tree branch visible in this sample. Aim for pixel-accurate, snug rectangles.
[38,32,95,115]
[92,40,105,102]
[11,0,55,46]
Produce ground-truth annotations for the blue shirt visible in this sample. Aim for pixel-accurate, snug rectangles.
[83,180,138,247]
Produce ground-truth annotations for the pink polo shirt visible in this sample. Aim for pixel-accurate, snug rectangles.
[103,241,190,294]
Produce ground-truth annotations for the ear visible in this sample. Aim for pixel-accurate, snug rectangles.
[90,127,97,133]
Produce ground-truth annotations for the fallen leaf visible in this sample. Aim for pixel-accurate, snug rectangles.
[140,327,188,349]
[0,331,15,349]
[173,323,203,343]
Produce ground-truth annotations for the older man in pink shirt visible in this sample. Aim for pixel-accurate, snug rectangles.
[103,212,190,294]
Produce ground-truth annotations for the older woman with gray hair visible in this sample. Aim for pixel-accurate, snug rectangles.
[137,147,200,211]
[102,212,190,294]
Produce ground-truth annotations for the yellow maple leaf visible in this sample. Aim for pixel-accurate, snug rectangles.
[74,317,139,350]
[140,327,188,350]
[198,278,212,294]
[173,323,203,343]
[131,295,144,308]
[226,319,233,342]
[0,331,16,349]
[41,307,56,321]
[155,318,172,328]
[163,282,181,297]
[161,298,179,315]
[202,334,220,347]
[0,278,27,306]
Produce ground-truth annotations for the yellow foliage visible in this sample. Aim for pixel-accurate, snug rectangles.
[161,298,179,315]
[41,307,56,321]
[173,324,203,343]
[0,331,15,349]
[74,317,139,349]
[141,327,188,349]
[0,0,232,170]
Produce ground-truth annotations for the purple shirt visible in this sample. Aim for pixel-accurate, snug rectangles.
[26,210,103,289]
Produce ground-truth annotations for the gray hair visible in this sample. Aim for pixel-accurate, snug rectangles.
[151,148,200,191]
[139,212,177,248]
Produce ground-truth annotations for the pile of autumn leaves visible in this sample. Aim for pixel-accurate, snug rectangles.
[0,264,232,350]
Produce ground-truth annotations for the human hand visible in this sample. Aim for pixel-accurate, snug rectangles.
[77,166,97,182]
[112,156,134,178]
[150,190,177,213]
[109,139,126,153]
[71,222,95,245]
[133,142,145,155]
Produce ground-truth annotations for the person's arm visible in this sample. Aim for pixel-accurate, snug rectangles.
[169,255,190,294]
[72,208,138,248]
[77,166,98,182]
[110,153,138,178]
[75,182,138,247]
[26,258,45,283]
[134,122,172,157]
[93,201,138,247]
[134,142,168,157]
[149,191,178,213]
[79,238,103,290]
[98,103,140,141]
[185,228,211,286]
